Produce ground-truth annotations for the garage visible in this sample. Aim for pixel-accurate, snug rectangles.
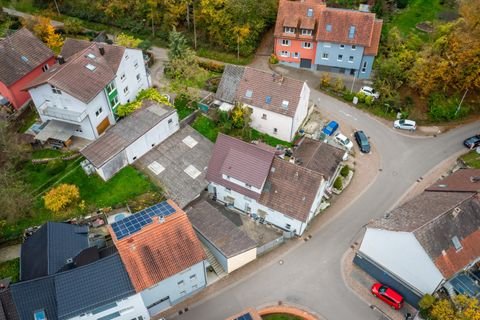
[300,58,312,69]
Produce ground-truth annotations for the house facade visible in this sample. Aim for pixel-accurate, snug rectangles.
[0,28,55,111]
[26,39,150,142]
[206,134,326,236]
[215,65,310,142]
[273,0,382,79]
[109,200,208,316]
[81,101,179,181]
[355,172,480,306]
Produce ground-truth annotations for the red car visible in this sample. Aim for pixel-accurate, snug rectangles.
[371,283,404,310]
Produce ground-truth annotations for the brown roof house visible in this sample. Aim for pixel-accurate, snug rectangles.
[215,65,311,142]
[0,28,55,111]
[273,0,382,79]
[25,38,151,143]
[354,169,480,307]
[109,199,207,316]
[206,134,326,235]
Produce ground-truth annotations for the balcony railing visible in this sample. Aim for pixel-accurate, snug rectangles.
[38,102,87,123]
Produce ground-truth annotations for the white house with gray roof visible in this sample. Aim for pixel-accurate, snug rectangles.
[215,65,310,142]
[26,39,150,142]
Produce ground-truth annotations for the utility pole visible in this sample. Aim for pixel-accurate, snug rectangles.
[52,0,60,15]
[455,89,468,116]
[350,71,357,93]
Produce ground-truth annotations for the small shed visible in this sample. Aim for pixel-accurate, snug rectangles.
[81,100,179,181]
[187,201,257,273]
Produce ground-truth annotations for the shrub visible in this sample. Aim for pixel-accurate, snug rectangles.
[340,165,350,177]
[342,91,355,102]
[333,77,345,93]
[320,73,331,87]
[63,17,83,35]
[46,159,66,175]
[419,294,436,312]
[197,60,225,73]
[333,177,343,190]
[269,54,279,64]
[43,184,80,214]
[428,93,469,122]
[365,95,374,106]
[357,92,367,103]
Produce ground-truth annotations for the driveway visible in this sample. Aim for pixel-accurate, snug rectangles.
[167,80,477,319]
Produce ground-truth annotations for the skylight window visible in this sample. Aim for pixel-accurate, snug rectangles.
[85,64,96,71]
[21,56,29,62]
[245,89,253,98]
[87,53,96,59]
[33,310,46,320]
[307,8,313,17]
[326,24,332,32]
[452,236,462,251]
[348,26,356,39]
[265,96,272,104]
[282,100,289,109]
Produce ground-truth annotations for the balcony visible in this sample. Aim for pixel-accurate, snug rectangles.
[38,102,87,123]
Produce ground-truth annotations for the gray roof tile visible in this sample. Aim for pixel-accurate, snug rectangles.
[426,169,480,193]
[215,64,245,104]
[0,28,53,86]
[10,276,57,320]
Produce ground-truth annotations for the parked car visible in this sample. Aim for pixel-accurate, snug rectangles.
[394,119,416,131]
[334,132,353,150]
[463,135,480,149]
[371,283,404,310]
[322,121,339,136]
[354,130,370,153]
[359,86,380,99]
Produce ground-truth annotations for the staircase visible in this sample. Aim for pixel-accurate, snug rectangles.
[202,244,226,277]
[443,282,457,299]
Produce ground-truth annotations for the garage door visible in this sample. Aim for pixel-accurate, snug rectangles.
[300,58,312,69]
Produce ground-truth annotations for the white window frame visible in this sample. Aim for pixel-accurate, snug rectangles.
[42,64,49,72]
[337,54,343,61]
[323,42,331,48]
[95,107,103,117]
[352,45,357,50]
[120,73,126,82]
[111,96,119,107]
[303,42,312,49]
[361,61,367,73]
[301,29,312,36]
[348,56,354,63]
[280,51,289,57]
[124,86,129,94]
[134,60,139,69]
[51,85,62,95]
[281,39,291,46]
[322,53,329,60]
[273,128,278,134]
[340,44,345,49]
[262,114,267,120]
[106,82,116,94]
[293,52,299,59]
[136,73,141,82]
[283,27,295,34]
[125,54,129,60]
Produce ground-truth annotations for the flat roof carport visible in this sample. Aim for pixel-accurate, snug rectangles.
[35,120,79,142]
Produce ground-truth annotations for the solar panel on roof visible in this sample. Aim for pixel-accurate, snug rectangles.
[111,201,176,240]
[234,314,253,320]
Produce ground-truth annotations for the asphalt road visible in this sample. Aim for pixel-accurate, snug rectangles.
[175,88,479,320]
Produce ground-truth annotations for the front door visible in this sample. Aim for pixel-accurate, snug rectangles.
[300,58,312,69]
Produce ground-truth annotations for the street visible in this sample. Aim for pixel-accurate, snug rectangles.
[174,86,479,320]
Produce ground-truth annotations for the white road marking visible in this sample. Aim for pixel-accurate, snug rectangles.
[339,110,358,121]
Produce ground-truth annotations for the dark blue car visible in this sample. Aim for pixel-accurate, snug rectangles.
[322,121,339,136]
[464,135,480,149]
[354,130,371,153]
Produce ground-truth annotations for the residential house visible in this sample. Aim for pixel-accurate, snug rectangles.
[207,134,326,235]
[355,169,480,306]
[109,200,208,316]
[187,201,257,273]
[215,65,310,142]
[9,222,149,320]
[26,38,150,143]
[273,0,382,79]
[0,28,55,111]
[81,100,179,181]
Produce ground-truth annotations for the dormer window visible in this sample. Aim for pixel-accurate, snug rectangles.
[326,24,332,32]
[283,27,295,34]
[307,8,313,17]
[50,85,62,95]
[301,29,313,36]
[245,89,253,98]
[348,26,356,39]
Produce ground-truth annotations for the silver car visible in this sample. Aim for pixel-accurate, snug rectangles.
[394,119,416,131]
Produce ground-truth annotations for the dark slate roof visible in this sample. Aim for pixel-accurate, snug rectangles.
[81,101,176,167]
[60,38,91,59]
[235,67,305,118]
[10,276,57,320]
[426,169,480,193]
[206,134,276,201]
[258,158,324,222]
[369,192,480,278]
[0,284,19,320]
[20,222,89,281]
[293,137,345,180]
[215,64,245,104]
[55,253,134,319]
[0,28,54,86]
[187,201,257,258]
[25,41,126,103]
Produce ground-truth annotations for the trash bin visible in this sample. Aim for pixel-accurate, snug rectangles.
[353,96,358,105]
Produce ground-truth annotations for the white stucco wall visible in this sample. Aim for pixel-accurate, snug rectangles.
[66,293,149,320]
[227,248,257,273]
[292,83,310,135]
[114,48,150,104]
[124,112,179,163]
[247,104,294,142]
[359,228,445,295]
[221,174,263,194]
[140,261,207,316]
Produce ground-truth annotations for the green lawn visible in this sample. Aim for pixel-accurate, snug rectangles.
[192,115,219,142]
[251,129,292,148]
[196,47,254,66]
[0,259,20,283]
[262,314,303,320]
[30,149,64,159]
[175,96,196,120]
[460,150,480,169]
[389,0,443,35]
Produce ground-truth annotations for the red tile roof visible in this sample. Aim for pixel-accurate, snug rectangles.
[274,0,382,55]
[206,134,276,201]
[109,200,206,292]
[426,169,480,193]
[25,41,125,103]
[258,158,324,222]
[236,67,306,118]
